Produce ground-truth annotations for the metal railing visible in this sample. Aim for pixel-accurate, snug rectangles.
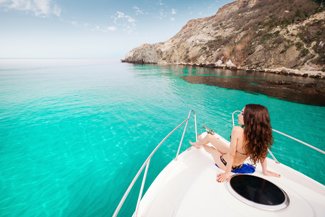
[231,110,325,163]
[113,110,197,217]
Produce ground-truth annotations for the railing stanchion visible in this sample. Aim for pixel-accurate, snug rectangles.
[194,111,197,141]
[134,159,151,217]
[175,119,189,160]
[268,149,279,164]
[232,110,241,127]
[176,110,192,160]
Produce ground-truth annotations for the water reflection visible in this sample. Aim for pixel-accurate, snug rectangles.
[174,66,325,106]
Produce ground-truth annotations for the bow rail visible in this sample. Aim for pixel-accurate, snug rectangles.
[113,110,197,217]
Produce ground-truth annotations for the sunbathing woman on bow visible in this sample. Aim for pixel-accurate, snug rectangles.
[190,104,280,182]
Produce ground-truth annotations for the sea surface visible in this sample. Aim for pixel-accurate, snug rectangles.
[0,59,324,217]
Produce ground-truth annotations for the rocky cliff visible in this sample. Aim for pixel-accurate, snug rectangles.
[122,0,325,78]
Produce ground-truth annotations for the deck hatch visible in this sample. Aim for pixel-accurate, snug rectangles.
[227,174,289,211]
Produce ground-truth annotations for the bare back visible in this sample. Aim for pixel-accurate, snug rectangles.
[224,126,248,166]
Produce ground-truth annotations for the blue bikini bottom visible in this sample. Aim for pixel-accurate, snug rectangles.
[215,155,256,174]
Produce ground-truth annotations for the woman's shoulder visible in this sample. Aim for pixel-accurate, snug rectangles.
[231,126,244,138]
[232,126,244,133]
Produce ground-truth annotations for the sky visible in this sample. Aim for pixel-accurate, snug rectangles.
[0,0,233,59]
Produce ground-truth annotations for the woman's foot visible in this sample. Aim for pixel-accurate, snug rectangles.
[190,140,201,149]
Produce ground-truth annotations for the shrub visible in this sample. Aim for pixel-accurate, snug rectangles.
[300,48,309,57]
[295,42,304,49]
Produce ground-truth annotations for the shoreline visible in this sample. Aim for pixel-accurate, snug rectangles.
[121,59,325,106]
[121,60,325,80]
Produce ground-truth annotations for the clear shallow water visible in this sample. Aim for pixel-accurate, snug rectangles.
[0,59,324,217]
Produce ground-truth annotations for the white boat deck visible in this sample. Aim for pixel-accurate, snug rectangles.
[138,147,325,217]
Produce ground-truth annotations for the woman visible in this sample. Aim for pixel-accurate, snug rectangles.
[190,104,280,182]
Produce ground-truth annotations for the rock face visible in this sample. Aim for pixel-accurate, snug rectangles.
[122,0,325,78]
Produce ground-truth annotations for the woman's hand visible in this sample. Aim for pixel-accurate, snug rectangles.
[260,158,280,178]
[263,170,281,177]
[216,172,232,182]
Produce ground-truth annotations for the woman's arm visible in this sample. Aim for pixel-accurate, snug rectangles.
[216,127,239,182]
[261,158,281,177]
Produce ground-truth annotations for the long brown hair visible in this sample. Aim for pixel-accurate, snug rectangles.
[243,104,273,164]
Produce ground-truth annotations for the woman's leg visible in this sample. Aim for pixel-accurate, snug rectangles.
[191,133,229,154]
[202,145,227,170]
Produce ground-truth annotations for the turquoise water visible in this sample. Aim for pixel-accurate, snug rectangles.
[0,59,324,217]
